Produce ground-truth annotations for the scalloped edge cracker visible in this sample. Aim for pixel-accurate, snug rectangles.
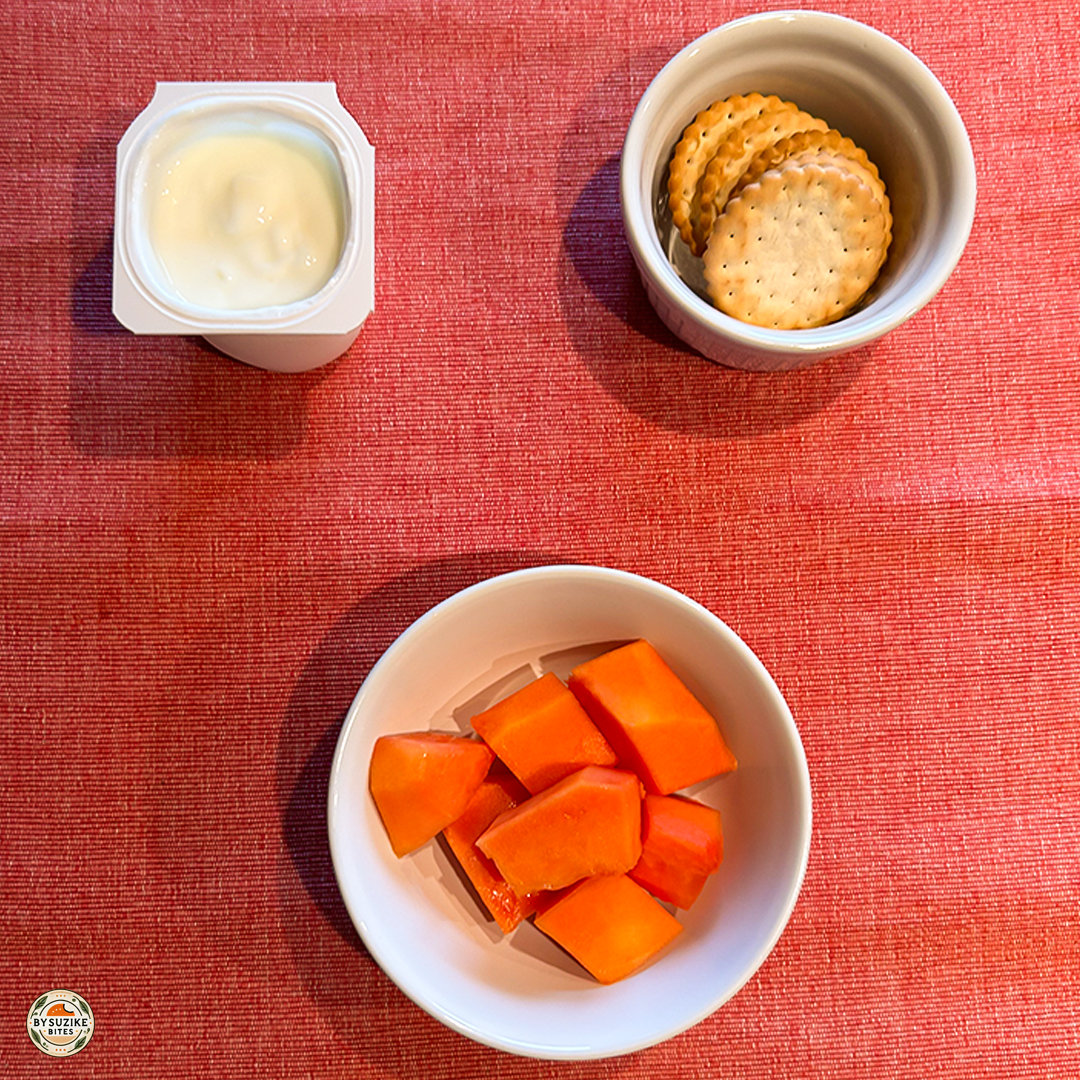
[693,108,828,253]
[734,127,881,196]
[761,149,892,248]
[702,162,890,330]
[667,94,796,257]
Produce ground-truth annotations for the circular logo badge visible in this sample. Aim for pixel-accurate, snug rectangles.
[26,990,94,1057]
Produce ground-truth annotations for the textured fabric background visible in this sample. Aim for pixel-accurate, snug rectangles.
[2,0,1078,1076]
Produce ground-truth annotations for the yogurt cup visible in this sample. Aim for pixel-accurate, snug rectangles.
[113,82,375,372]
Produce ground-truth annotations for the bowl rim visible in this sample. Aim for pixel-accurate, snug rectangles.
[327,563,813,1059]
[620,9,977,359]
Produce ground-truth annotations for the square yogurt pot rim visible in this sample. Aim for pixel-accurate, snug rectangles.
[113,81,374,335]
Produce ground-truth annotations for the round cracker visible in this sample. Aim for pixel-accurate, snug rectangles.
[667,94,797,256]
[747,149,892,248]
[693,108,829,253]
[702,162,890,329]
[737,128,881,193]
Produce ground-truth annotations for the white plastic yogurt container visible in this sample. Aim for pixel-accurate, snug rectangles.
[113,82,374,372]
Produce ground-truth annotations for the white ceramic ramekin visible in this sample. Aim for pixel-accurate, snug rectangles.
[621,11,976,371]
[113,82,374,373]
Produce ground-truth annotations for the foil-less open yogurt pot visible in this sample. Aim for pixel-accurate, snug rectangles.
[113,82,374,372]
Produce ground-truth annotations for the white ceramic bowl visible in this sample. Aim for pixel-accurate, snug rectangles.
[621,11,976,371]
[328,565,811,1059]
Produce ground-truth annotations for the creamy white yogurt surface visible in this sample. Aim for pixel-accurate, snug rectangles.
[145,111,346,310]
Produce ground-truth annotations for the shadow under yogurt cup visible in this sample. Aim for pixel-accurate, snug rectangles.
[620,11,976,371]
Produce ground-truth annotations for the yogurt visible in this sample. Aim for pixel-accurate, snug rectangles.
[114,84,375,372]
[144,110,346,310]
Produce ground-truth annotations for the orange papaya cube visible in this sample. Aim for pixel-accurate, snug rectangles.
[567,639,737,795]
[469,672,618,794]
[475,765,642,895]
[534,874,684,984]
[442,770,542,933]
[369,732,494,857]
[629,793,723,909]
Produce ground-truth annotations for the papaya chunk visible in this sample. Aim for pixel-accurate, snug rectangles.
[568,639,737,795]
[469,672,618,794]
[476,765,642,895]
[629,793,723,909]
[442,770,543,933]
[369,732,494,857]
[534,874,684,983]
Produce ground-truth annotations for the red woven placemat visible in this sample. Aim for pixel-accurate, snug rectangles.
[2,1,1078,1076]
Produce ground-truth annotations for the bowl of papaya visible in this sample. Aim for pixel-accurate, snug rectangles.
[328,564,811,1059]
